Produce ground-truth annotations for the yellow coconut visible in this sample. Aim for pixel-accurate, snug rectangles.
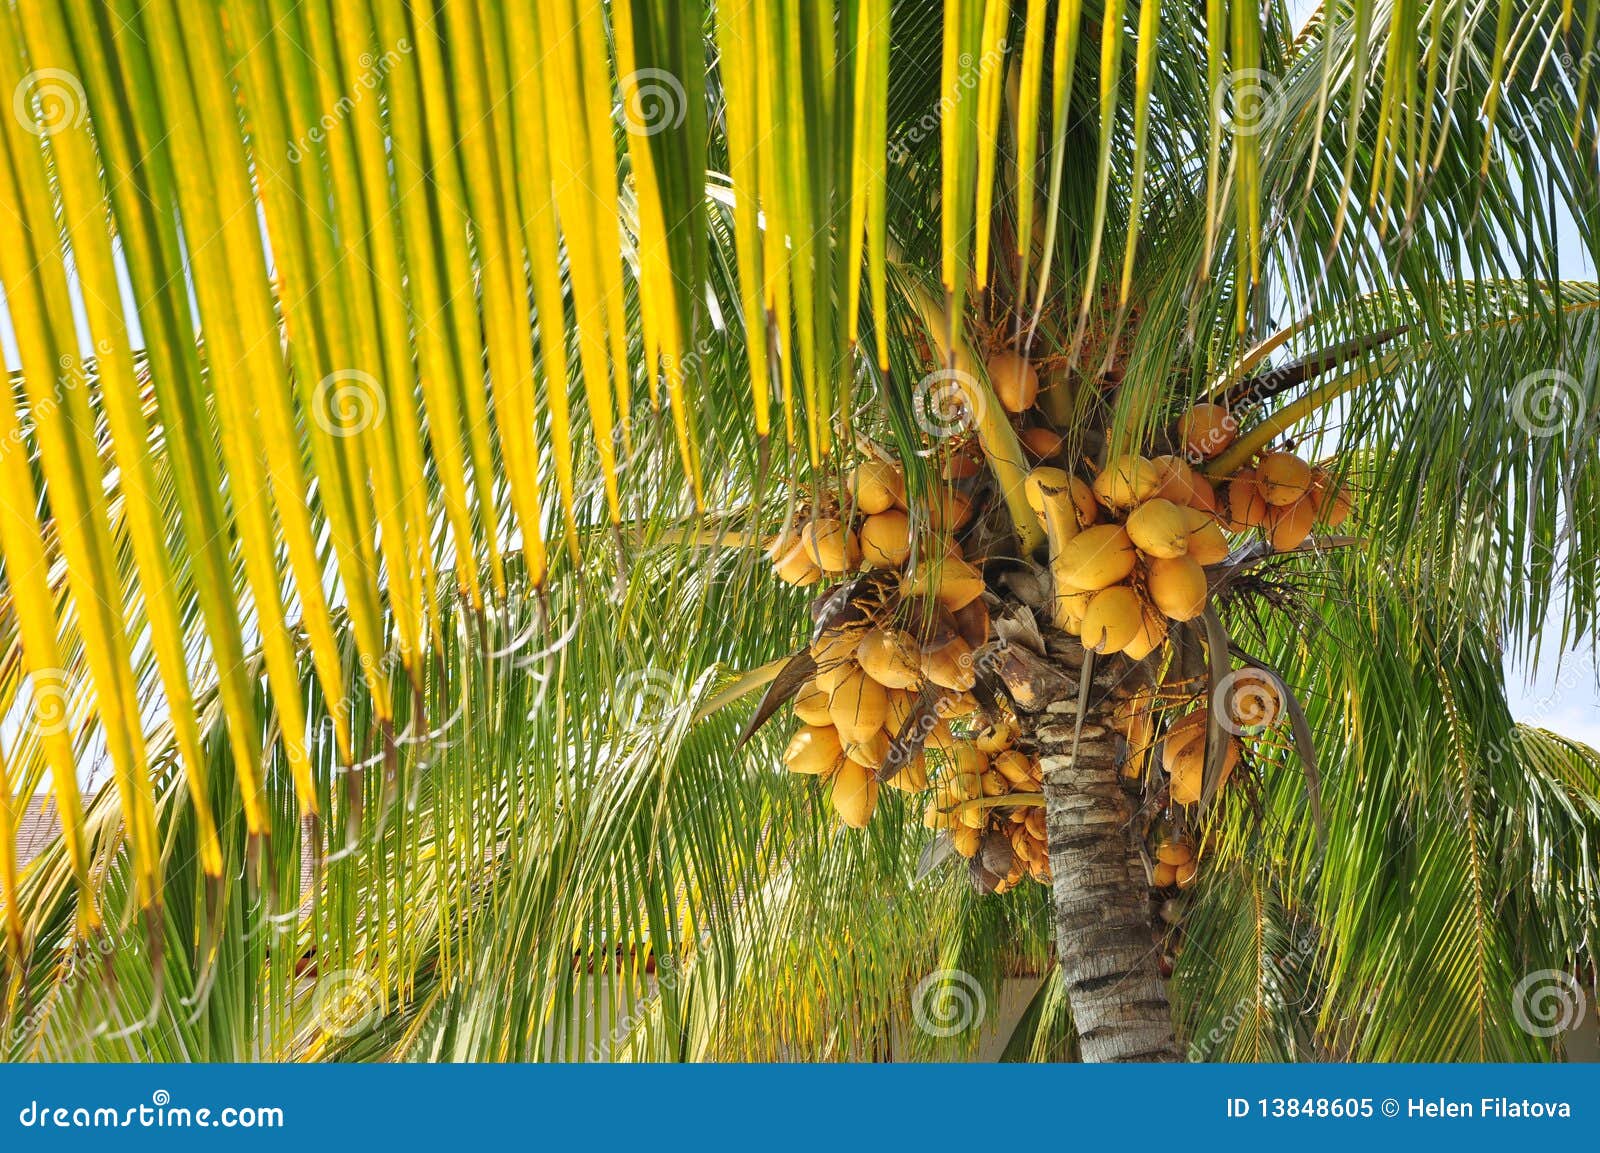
[886,750,929,791]
[830,759,880,828]
[1055,586,1094,633]
[1120,605,1169,661]
[772,539,823,585]
[951,824,982,858]
[1021,425,1063,459]
[1166,730,1239,806]
[1149,455,1199,506]
[1225,469,1270,530]
[936,690,980,719]
[856,627,923,690]
[1256,451,1313,507]
[1314,474,1353,528]
[843,728,890,768]
[923,799,954,829]
[942,441,985,480]
[1176,859,1198,888]
[920,635,977,691]
[975,719,1019,754]
[1146,554,1208,621]
[1055,524,1138,590]
[1024,466,1072,520]
[1080,585,1145,654]
[1125,498,1192,559]
[793,680,833,726]
[1186,472,1220,514]
[902,555,985,611]
[1152,860,1179,887]
[858,510,912,568]
[813,657,860,695]
[1178,402,1238,460]
[801,517,859,572]
[851,459,905,515]
[981,768,1009,796]
[784,725,844,775]
[827,667,890,744]
[1267,496,1316,551]
[986,348,1040,413]
[993,749,1034,786]
[925,489,975,534]
[1092,454,1161,510]
[811,626,866,668]
[1156,838,1195,866]
[1186,521,1231,565]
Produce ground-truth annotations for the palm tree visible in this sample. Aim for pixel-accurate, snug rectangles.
[1,0,1598,1062]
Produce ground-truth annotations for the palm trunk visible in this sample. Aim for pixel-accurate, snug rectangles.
[1013,629,1182,1062]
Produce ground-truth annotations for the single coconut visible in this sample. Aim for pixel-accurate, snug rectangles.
[993,749,1034,785]
[951,824,982,858]
[975,719,1018,754]
[784,724,843,775]
[886,750,929,791]
[830,758,880,828]
[1256,451,1313,506]
[920,635,977,691]
[1126,498,1192,559]
[901,555,985,611]
[986,348,1040,413]
[827,667,890,744]
[801,517,859,572]
[1080,585,1145,654]
[1020,425,1063,459]
[793,680,833,726]
[1092,454,1161,510]
[925,489,975,533]
[1054,586,1093,632]
[772,539,823,585]
[1055,524,1138,589]
[1267,495,1316,551]
[1120,604,1169,661]
[1186,521,1231,565]
[1146,554,1208,621]
[856,627,923,689]
[1226,469,1270,529]
[1152,860,1179,887]
[850,460,904,515]
[1178,402,1238,460]
[858,509,912,568]
[1024,466,1072,520]
[842,728,890,768]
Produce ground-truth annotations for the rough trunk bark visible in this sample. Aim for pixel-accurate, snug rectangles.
[1023,630,1182,1063]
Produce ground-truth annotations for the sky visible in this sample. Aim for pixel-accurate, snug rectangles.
[1,13,1596,752]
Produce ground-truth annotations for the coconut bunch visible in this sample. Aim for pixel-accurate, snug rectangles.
[1216,449,1352,552]
[780,570,992,829]
[1149,821,1200,890]
[766,457,984,589]
[920,717,1051,892]
[1028,452,1226,659]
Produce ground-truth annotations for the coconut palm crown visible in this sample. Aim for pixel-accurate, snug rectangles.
[1,0,1598,1061]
